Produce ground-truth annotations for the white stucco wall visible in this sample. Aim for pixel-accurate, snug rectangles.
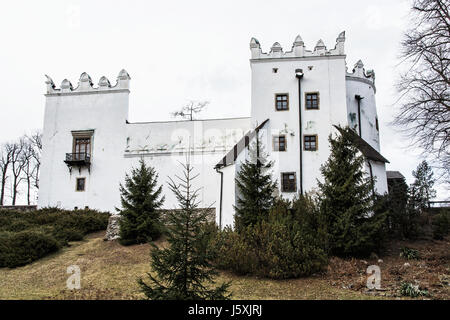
[219,164,236,228]
[123,118,251,214]
[346,70,380,151]
[39,32,389,226]
[38,88,129,212]
[364,160,388,195]
[250,52,349,198]
[38,73,252,214]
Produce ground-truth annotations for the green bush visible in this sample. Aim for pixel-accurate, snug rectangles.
[0,208,109,235]
[399,282,429,298]
[213,226,258,276]
[52,225,85,243]
[0,230,60,268]
[400,247,420,260]
[0,208,110,268]
[6,220,33,232]
[432,209,450,240]
[213,208,328,279]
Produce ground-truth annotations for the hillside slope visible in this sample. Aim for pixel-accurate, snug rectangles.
[0,231,448,300]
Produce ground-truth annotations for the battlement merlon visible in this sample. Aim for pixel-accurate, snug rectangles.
[250,31,346,60]
[44,69,131,95]
[346,60,376,92]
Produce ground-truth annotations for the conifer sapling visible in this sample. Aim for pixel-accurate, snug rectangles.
[318,126,386,256]
[234,132,277,232]
[139,159,230,300]
[117,158,165,245]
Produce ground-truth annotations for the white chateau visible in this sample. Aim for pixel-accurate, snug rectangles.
[38,32,389,228]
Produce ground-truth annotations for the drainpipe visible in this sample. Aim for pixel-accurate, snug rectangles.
[215,167,223,229]
[355,95,364,137]
[256,127,260,167]
[367,160,376,199]
[296,69,304,195]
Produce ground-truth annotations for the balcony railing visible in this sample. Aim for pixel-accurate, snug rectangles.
[65,152,91,163]
[64,153,91,174]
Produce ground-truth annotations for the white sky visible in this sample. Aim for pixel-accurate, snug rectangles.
[0,0,447,201]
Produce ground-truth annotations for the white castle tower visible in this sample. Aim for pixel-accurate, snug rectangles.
[216,32,388,226]
[38,32,389,229]
[39,71,131,211]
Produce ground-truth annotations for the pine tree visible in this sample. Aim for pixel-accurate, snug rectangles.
[234,134,277,233]
[117,158,165,245]
[318,126,386,257]
[138,160,231,300]
[386,175,409,238]
[384,175,422,239]
[410,160,436,210]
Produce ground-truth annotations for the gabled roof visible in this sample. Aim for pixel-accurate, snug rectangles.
[387,171,405,180]
[215,119,269,169]
[334,125,389,163]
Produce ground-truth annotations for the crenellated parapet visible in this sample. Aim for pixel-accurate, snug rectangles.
[346,60,376,91]
[44,69,131,95]
[250,31,346,60]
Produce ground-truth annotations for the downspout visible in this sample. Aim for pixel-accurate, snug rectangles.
[215,167,223,230]
[355,95,364,137]
[367,160,376,199]
[256,127,260,167]
[296,70,304,195]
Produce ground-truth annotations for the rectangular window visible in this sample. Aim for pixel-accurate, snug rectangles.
[273,135,286,151]
[375,118,379,131]
[281,172,297,193]
[71,130,94,161]
[275,94,289,111]
[73,137,91,160]
[304,135,318,151]
[305,92,319,110]
[76,177,86,192]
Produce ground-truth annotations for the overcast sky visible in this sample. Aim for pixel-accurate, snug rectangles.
[0,0,447,200]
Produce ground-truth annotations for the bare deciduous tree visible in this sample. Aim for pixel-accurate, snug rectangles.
[27,131,42,189]
[0,132,42,206]
[21,141,36,205]
[394,0,450,181]
[171,101,209,121]
[10,138,26,205]
[0,143,13,205]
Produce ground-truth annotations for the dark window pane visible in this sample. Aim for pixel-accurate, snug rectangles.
[274,135,286,151]
[74,137,91,157]
[306,93,319,109]
[281,172,296,192]
[76,178,85,191]
[275,94,288,110]
[304,135,317,151]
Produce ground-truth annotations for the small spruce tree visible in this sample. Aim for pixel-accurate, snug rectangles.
[410,160,436,211]
[384,175,422,239]
[117,158,165,245]
[318,126,386,257]
[234,133,277,232]
[138,160,230,300]
[386,175,410,238]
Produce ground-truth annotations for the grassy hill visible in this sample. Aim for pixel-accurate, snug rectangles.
[0,231,448,300]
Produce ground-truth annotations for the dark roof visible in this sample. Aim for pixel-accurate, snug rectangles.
[215,119,269,169]
[386,171,405,180]
[334,126,390,163]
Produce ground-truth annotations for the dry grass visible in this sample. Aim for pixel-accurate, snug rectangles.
[0,231,448,300]
[326,238,450,300]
